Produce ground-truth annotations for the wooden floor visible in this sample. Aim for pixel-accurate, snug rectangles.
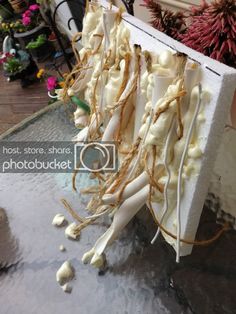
[0,67,49,134]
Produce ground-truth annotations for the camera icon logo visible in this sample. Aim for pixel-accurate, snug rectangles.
[74,141,117,172]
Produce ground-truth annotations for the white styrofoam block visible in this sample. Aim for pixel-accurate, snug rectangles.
[99,0,236,256]
[209,128,236,225]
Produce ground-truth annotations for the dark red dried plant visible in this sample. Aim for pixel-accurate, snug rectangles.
[189,0,209,17]
[181,0,236,67]
[143,0,236,68]
[142,0,186,40]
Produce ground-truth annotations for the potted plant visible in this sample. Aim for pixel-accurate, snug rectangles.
[1,52,24,74]
[26,33,54,62]
[35,69,67,103]
[0,0,13,20]
[48,31,70,52]
[1,49,39,87]
[48,31,60,51]
[13,4,50,48]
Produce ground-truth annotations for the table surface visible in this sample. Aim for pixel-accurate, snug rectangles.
[0,103,235,314]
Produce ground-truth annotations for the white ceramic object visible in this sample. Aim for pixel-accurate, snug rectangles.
[72,4,132,139]
[152,75,174,109]
[102,65,136,142]
[52,214,67,227]
[99,9,117,112]
[56,261,74,286]
[75,115,89,129]
[69,60,94,95]
[102,171,149,204]
[83,185,149,262]
[105,2,236,257]
[103,69,175,204]
[81,2,103,49]
[65,222,79,240]
[103,9,117,50]
[71,1,236,263]
[133,55,147,140]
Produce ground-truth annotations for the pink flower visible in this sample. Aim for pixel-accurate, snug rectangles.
[0,52,12,64]
[0,55,7,64]
[22,10,31,17]
[29,4,40,11]
[47,76,57,91]
[22,16,31,26]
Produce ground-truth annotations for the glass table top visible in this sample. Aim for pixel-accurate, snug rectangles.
[0,102,235,314]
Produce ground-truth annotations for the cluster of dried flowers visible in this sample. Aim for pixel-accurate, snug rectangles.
[141,0,186,39]
[143,0,236,68]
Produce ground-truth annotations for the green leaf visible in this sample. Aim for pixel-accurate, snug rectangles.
[71,96,90,114]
